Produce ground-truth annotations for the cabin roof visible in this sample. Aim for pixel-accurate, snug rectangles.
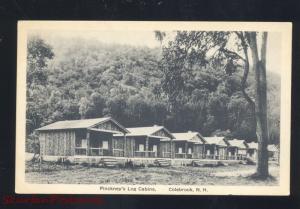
[172,132,206,144]
[247,142,258,149]
[268,144,279,152]
[115,125,174,138]
[204,137,228,146]
[36,117,129,133]
[227,139,248,149]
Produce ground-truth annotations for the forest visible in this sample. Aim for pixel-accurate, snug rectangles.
[26,34,280,152]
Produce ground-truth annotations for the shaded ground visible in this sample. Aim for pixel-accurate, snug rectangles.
[25,162,279,185]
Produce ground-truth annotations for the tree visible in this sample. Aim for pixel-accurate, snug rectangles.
[27,36,54,87]
[25,34,276,178]
[247,32,269,178]
[26,36,54,153]
[78,97,89,119]
[26,36,54,133]
[157,31,270,178]
[154,31,166,45]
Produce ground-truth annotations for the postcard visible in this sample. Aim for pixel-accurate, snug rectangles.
[16,21,291,195]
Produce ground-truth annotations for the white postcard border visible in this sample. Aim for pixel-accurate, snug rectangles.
[15,21,292,195]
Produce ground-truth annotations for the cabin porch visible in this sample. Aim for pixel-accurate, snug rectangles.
[205,144,227,160]
[74,129,125,157]
[237,148,248,160]
[133,136,170,158]
[227,146,238,160]
[174,141,194,159]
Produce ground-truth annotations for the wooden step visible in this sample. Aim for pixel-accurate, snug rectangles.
[100,158,118,168]
[102,158,117,161]
[192,160,218,167]
[154,159,171,167]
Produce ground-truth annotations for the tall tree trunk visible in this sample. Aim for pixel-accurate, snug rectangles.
[247,32,269,178]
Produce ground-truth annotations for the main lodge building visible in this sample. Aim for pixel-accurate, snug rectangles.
[35,117,279,165]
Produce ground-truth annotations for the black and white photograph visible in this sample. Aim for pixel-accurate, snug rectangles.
[15,21,291,195]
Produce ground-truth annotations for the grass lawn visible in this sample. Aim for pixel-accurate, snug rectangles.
[25,161,279,186]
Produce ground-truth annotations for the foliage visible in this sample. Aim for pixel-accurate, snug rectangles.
[26,36,280,146]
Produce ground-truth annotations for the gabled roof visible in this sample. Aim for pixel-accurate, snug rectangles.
[204,137,228,146]
[227,139,248,149]
[36,117,129,133]
[115,125,174,139]
[246,143,279,151]
[247,142,258,149]
[172,132,206,144]
[268,144,279,152]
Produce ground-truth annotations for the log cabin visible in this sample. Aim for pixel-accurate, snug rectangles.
[204,137,229,160]
[114,125,174,158]
[268,144,279,162]
[227,139,249,160]
[172,131,206,159]
[247,143,279,162]
[247,141,258,160]
[36,117,129,161]
[34,117,279,165]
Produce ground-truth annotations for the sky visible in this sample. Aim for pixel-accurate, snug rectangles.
[32,30,281,75]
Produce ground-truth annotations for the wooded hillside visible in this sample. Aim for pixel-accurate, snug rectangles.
[26,36,280,151]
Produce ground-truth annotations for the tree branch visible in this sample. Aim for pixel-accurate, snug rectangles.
[219,46,246,62]
[236,32,255,108]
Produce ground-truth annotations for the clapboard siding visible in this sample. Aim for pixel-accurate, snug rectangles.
[193,144,205,159]
[171,141,176,158]
[159,141,171,157]
[152,129,172,138]
[39,132,46,155]
[112,137,124,150]
[40,130,75,156]
[219,147,227,158]
[124,136,135,157]
[93,120,125,133]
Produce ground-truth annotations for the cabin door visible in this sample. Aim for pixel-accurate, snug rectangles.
[153,145,158,157]
[139,144,145,151]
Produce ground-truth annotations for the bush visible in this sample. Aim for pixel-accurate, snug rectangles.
[26,133,40,153]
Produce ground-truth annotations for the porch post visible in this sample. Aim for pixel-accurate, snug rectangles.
[124,134,127,157]
[226,147,229,160]
[86,131,90,156]
[220,147,222,160]
[213,144,216,159]
[108,135,113,156]
[145,136,149,157]
[185,142,188,159]
[170,139,174,159]
[192,144,196,159]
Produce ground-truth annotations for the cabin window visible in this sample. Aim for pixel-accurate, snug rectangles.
[81,139,87,148]
[206,149,210,155]
[188,147,192,154]
[178,147,183,154]
[152,145,158,152]
[76,138,87,148]
[239,149,246,155]
[139,144,144,151]
[102,141,109,149]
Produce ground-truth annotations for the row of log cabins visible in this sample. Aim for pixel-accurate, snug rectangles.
[36,117,279,162]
